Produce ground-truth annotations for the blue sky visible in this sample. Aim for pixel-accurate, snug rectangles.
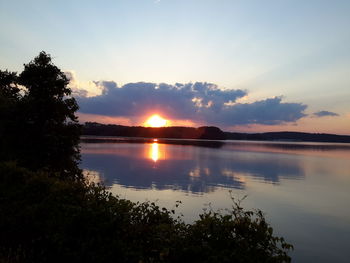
[1,0,349,133]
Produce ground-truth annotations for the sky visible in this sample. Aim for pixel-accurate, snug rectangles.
[1,0,350,134]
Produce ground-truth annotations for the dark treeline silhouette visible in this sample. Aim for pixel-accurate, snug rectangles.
[225,131,350,143]
[83,122,226,140]
[0,52,293,262]
[82,122,350,143]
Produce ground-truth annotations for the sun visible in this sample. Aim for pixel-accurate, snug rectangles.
[144,114,169,127]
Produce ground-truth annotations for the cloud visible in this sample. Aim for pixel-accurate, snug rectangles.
[75,80,307,126]
[313,110,339,117]
[78,81,246,118]
[215,96,307,125]
[65,71,103,97]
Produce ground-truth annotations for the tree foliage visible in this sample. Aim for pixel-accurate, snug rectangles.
[0,70,20,161]
[0,52,81,177]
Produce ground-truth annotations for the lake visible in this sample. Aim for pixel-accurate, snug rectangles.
[80,138,350,262]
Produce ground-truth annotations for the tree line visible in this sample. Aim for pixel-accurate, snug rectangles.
[83,122,226,140]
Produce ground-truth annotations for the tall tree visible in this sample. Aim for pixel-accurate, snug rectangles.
[0,52,81,177]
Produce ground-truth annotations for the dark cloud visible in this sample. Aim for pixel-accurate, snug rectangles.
[215,97,307,125]
[76,81,307,126]
[313,110,339,117]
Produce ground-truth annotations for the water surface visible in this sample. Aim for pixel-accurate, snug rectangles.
[80,139,350,262]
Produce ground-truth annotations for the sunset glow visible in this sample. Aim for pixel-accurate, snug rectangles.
[144,114,169,127]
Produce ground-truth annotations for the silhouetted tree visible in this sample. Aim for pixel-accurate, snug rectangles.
[0,52,81,178]
[0,70,21,161]
[0,70,19,99]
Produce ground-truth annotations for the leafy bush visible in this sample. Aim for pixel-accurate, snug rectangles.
[0,162,292,263]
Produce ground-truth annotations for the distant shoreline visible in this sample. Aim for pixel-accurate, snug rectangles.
[82,122,350,144]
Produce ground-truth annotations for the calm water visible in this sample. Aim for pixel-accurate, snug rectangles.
[80,139,350,262]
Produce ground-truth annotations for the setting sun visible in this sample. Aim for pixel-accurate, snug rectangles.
[144,114,169,127]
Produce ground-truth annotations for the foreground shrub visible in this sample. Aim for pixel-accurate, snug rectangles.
[0,162,292,263]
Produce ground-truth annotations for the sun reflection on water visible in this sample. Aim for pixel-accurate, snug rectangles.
[151,142,159,162]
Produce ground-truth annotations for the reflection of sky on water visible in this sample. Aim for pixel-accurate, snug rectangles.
[80,140,350,263]
[81,142,305,194]
[224,141,350,160]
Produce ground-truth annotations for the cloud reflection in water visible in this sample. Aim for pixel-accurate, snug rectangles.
[81,141,306,194]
